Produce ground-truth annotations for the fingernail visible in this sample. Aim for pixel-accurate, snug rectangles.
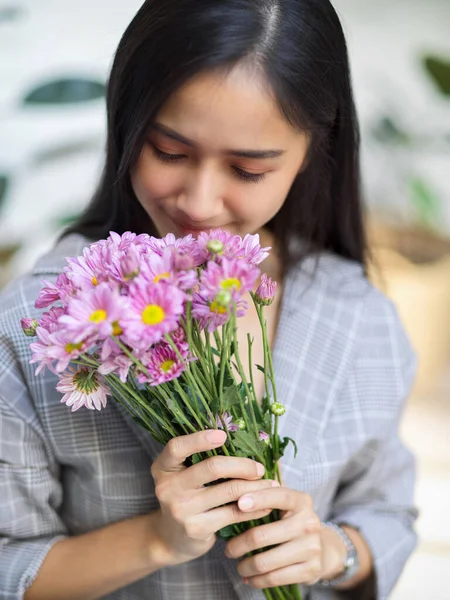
[206,430,226,445]
[271,480,280,487]
[256,463,265,476]
[239,495,254,510]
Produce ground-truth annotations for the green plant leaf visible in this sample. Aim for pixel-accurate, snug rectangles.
[256,364,266,374]
[278,436,298,459]
[423,55,450,96]
[233,430,267,460]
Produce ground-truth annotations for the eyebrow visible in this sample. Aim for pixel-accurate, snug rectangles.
[152,123,285,159]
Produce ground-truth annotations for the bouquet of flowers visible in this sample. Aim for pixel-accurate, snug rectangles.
[21,229,301,600]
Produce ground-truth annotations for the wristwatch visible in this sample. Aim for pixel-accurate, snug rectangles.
[318,521,359,587]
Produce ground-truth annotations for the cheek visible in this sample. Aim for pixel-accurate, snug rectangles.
[131,151,182,205]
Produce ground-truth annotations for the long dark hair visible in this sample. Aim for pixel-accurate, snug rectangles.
[63,0,367,273]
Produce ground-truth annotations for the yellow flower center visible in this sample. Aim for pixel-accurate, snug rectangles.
[90,309,107,323]
[142,305,165,325]
[154,272,170,283]
[161,360,175,373]
[65,342,83,354]
[112,321,123,336]
[210,301,228,315]
[92,276,99,286]
[221,278,241,291]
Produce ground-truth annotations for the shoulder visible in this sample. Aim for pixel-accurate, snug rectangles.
[287,251,417,411]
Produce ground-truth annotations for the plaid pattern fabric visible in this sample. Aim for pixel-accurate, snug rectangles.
[0,234,418,600]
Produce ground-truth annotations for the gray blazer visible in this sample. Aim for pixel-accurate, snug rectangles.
[0,234,418,600]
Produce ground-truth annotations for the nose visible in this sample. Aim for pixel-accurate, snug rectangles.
[176,164,224,222]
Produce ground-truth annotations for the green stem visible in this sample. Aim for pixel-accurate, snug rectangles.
[289,583,303,600]
[247,333,263,422]
[231,309,259,439]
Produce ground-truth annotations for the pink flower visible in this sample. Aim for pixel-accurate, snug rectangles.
[56,366,111,412]
[240,233,270,265]
[140,248,197,291]
[40,306,67,333]
[200,257,260,301]
[196,229,243,262]
[97,354,134,383]
[259,430,270,443]
[65,247,109,290]
[29,327,58,375]
[255,273,277,305]
[137,341,191,385]
[35,272,75,308]
[210,412,240,432]
[46,329,91,373]
[121,281,185,350]
[191,291,248,332]
[148,233,204,267]
[58,283,127,344]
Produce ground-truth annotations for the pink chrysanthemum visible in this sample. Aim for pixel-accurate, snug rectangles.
[140,248,198,291]
[200,257,260,301]
[39,306,67,333]
[255,273,277,306]
[240,233,271,265]
[29,327,58,375]
[121,281,185,350]
[147,233,204,267]
[35,272,75,309]
[196,229,243,262]
[191,291,248,332]
[58,282,127,344]
[56,366,111,412]
[97,353,134,383]
[137,341,191,385]
[209,411,240,432]
[65,246,110,291]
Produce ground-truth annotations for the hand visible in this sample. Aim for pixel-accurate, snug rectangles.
[149,429,277,567]
[224,486,348,589]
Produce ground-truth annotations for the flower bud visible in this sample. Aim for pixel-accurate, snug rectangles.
[258,430,270,443]
[20,318,39,337]
[270,402,286,416]
[215,289,232,308]
[235,418,246,430]
[207,239,224,255]
[254,274,277,306]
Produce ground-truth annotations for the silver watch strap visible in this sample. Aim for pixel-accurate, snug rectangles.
[318,521,359,587]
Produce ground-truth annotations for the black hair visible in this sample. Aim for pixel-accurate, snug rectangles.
[63,0,367,274]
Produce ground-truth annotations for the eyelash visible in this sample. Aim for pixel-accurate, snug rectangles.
[150,144,266,184]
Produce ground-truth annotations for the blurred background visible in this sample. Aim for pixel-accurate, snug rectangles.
[0,0,449,596]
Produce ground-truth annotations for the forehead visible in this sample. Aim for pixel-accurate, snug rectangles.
[155,65,302,150]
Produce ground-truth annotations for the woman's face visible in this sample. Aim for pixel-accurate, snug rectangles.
[131,65,309,240]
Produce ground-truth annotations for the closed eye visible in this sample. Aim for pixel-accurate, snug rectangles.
[151,142,266,183]
[151,143,186,163]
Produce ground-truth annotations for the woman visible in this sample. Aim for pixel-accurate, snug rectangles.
[0,1,418,599]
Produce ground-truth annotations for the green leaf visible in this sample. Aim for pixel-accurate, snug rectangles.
[256,364,266,374]
[211,347,220,357]
[222,385,241,411]
[278,436,298,459]
[261,396,270,413]
[233,430,267,460]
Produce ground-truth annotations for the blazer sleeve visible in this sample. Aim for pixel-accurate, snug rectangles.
[0,334,68,599]
[327,292,419,600]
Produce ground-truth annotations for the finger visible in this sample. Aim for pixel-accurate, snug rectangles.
[177,455,265,489]
[244,560,322,589]
[237,538,321,578]
[237,487,312,514]
[183,479,278,516]
[185,505,273,541]
[226,513,306,558]
[153,430,227,474]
